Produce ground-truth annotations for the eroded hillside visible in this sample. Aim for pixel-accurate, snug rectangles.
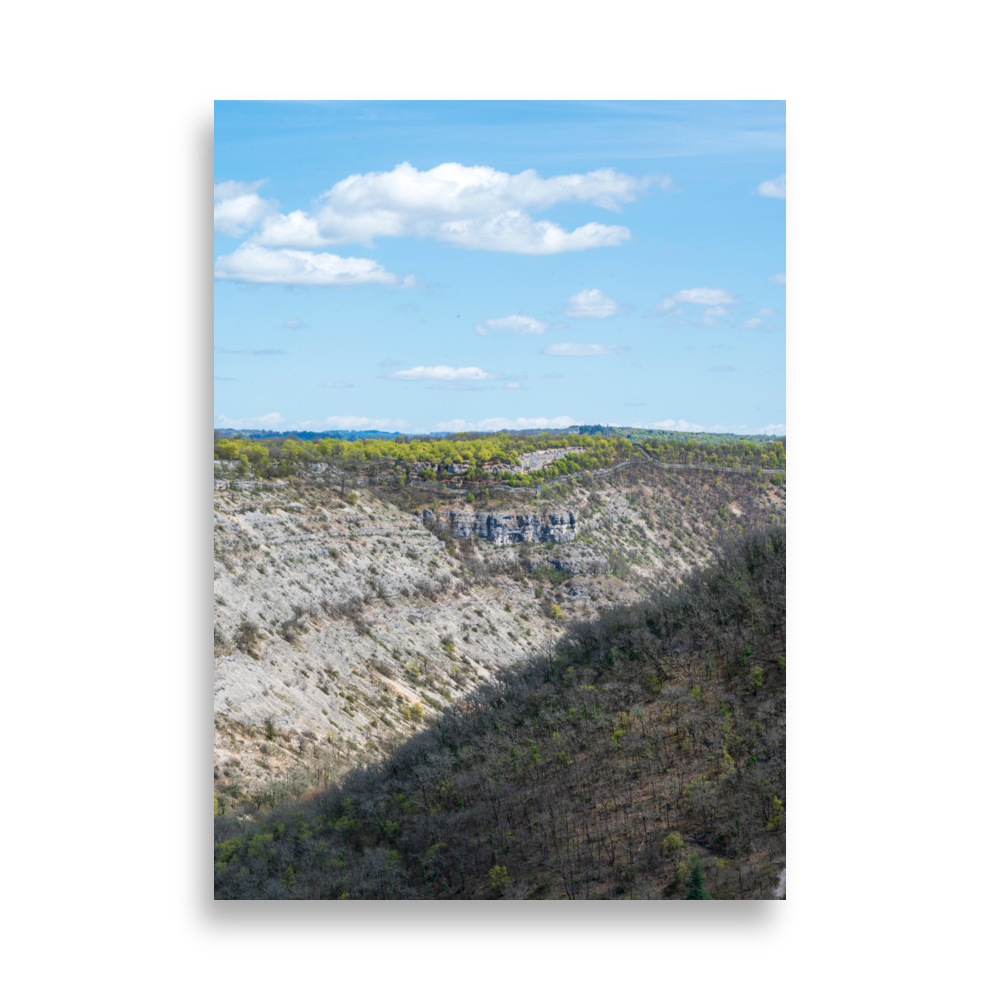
[213,459,785,815]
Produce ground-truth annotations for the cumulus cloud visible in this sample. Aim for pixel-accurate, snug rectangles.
[740,318,764,329]
[385,365,502,381]
[758,423,786,434]
[378,358,404,368]
[249,162,663,254]
[290,416,410,431]
[648,418,704,432]
[475,313,549,336]
[433,416,576,433]
[543,342,625,356]
[282,317,307,329]
[565,288,620,318]
[214,411,285,430]
[674,288,737,306]
[320,381,356,388]
[769,274,786,284]
[757,308,776,316]
[503,382,527,390]
[704,306,729,317]
[708,366,736,372]
[213,244,411,286]
[214,180,274,238]
[758,174,786,199]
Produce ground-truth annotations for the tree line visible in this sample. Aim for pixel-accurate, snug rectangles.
[214,430,786,487]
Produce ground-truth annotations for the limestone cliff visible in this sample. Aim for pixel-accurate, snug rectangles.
[423,508,576,545]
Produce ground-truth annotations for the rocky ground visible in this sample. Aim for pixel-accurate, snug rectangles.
[213,462,785,812]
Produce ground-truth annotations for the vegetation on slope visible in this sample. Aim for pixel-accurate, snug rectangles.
[214,429,786,488]
[214,526,785,900]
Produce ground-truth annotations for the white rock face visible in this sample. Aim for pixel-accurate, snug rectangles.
[423,508,577,545]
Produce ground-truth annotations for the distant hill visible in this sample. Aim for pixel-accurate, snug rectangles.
[215,426,785,446]
[214,428,451,442]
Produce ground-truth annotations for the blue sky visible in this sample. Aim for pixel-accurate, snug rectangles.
[214,101,785,435]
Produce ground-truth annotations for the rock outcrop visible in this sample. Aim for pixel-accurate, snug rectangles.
[423,508,576,545]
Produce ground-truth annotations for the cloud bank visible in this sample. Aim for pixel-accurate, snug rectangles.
[216,163,666,255]
[214,244,411,286]
[433,416,576,433]
[214,411,285,430]
[290,416,411,431]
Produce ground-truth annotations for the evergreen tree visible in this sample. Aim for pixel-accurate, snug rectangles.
[685,856,711,899]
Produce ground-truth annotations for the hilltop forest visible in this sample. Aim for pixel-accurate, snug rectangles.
[214,428,785,490]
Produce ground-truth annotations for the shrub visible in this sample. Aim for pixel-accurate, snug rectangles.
[550,604,565,620]
[661,832,684,855]
[234,621,261,655]
[488,864,510,897]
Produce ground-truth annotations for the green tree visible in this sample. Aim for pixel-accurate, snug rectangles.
[488,864,510,897]
[685,856,711,899]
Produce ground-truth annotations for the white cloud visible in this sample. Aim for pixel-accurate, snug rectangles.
[475,313,549,336]
[655,297,677,312]
[758,423,786,434]
[256,210,327,248]
[437,213,629,254]
[769,274,786,284]
[214,411,285,430]
[433,416,576,433]
[758,174,786,199]
[291,416,410,431]
[757,308,776,316]
[386,365,502,381]
[250,162,664,254]
[565,288,620,318]
[282,317,307,329]
[543,342,625,356]
[213,244,409,286]
[648,418,704,432]
[503,382,527,390]
[674,288,737,306]
[739,317,777,330]
[214,180,274,238]
[704,306,729,317]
